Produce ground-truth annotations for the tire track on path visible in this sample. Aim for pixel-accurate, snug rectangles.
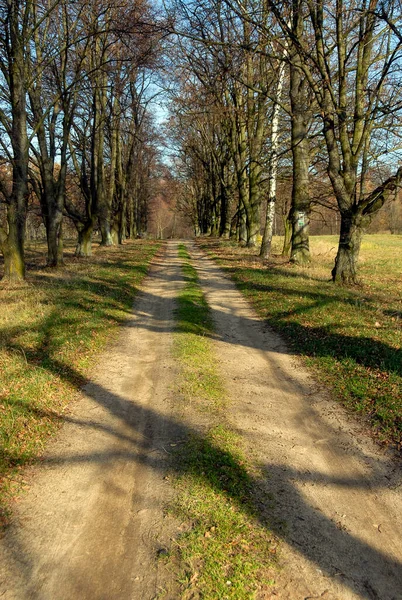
[189,242,402,600]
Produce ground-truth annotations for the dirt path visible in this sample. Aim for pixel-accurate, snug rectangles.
[0,243,185,600]
[1,241,401,600]
[190,243,402,600]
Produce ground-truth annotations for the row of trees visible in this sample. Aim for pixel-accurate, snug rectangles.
[166,0,402,283]
[0,0,163,281]
[1,0,401,284]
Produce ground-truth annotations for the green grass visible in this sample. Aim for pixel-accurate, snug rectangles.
[0,240,160,524]
[174,245,225,411]
[199,235,402,448]
[168,244,276,599]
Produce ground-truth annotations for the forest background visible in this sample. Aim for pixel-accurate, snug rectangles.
[0,0,402,286]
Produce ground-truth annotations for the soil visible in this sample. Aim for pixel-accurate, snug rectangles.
[1,240,401,600]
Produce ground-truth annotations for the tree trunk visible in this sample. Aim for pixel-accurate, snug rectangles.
[331,171,402,284]
[118,210,126,245]
[282,215,292,256]
[245,157,263,247]
[99,216,113,246]
[260,52,286,259]
[233,116,255,246]
[219,163,232,238]
[46,207,64,267]
[2,181,28,284]
[219,188,231,238]
[331,211,366,284]
[75,223,93,257]
[1,211,25,282]
[235,169,249,245]
[229,214,237,239]
[245,193,261,247]
[97,140,113,246]
[238,209,247,244]
[290,206,310,264]
[1,13,29,282]
[97,62,112,246]
[289,54,311,265]
[260,199,275,258]
[220,198,231,238]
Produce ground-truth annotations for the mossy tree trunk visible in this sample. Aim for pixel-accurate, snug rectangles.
[75,222,94,257]
[0,204,26,282]
[331,211,365,284]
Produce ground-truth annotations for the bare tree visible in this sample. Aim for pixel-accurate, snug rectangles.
[28,0,88,266]
[65,0,163,254]
[0,0,37,280]
[271,0,402,282]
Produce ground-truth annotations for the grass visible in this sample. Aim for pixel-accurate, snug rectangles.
[0,240,161,524]
[174,245,225,411]
[168,244,276,600]
[198,234,402,449]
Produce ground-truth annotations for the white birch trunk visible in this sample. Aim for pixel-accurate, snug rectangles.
[260,56,287,259]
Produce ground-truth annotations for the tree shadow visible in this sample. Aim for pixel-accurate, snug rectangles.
[192,258,402,378]
[2,374,401,599]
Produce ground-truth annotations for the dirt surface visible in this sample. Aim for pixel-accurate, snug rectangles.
[1,240,402,599]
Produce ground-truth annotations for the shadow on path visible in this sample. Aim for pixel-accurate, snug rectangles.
[2,369,402,599]
[1,241,402,599]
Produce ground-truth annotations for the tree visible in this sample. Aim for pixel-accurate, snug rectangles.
[28,0,87,266]
[167,0,278,247]
[0,0,34,280]
[287,0,312,264]
[65,0,162,254]
[271,0,402,282]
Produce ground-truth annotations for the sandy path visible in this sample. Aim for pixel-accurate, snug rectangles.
[0,243,184,600]
[1,240,402,600]
[189,243,402,600]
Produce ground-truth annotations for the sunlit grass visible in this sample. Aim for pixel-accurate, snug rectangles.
[168,244,276,599]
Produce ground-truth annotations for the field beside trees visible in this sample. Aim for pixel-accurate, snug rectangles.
[200,234,402,448]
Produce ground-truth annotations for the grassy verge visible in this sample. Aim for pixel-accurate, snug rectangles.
[168,244,276,600]
[198,235,402,448]
[0,240,160,524]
